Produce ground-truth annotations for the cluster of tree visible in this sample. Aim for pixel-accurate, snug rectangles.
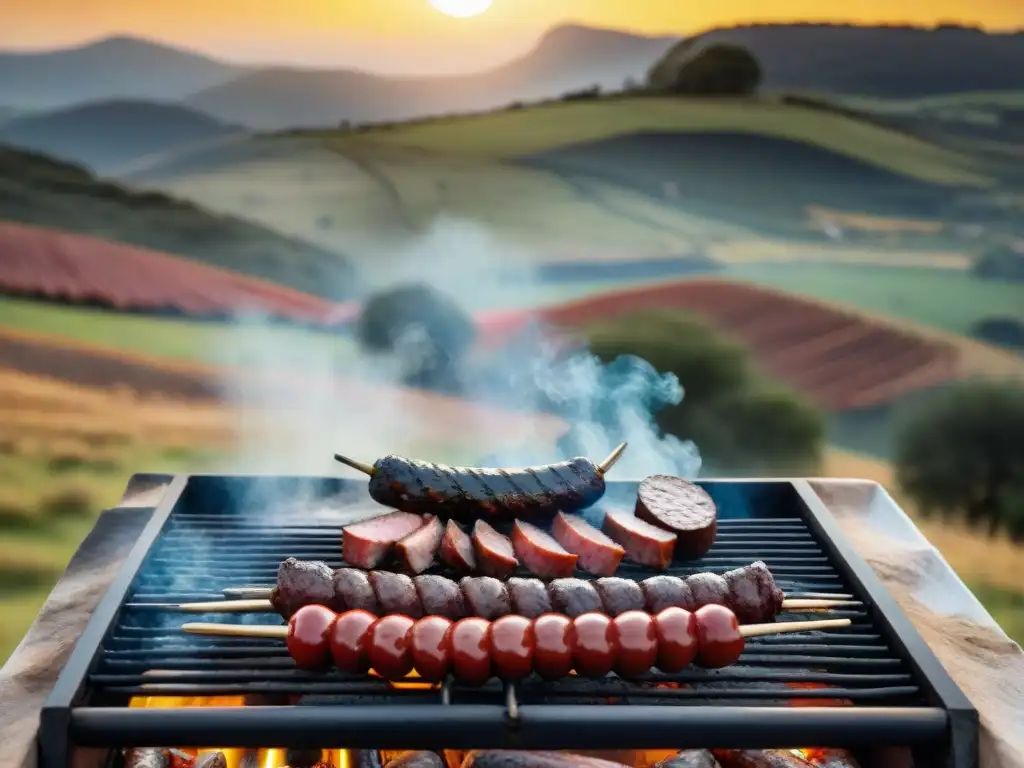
[894,378,1024,541]
[647,42,763,96]
[585,310,824,474]
[970,317,1024,350]
[973,243,1024,281]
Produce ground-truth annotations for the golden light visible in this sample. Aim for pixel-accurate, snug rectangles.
[428,0,493,18]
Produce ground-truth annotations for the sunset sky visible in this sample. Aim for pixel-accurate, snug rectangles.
[5,0,1024,73]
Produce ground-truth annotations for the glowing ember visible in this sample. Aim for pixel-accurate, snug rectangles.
[784,682,851,708]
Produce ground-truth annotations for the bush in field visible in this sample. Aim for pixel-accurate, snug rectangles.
[585,310,824,473]
[355,283,476,393]
[895,379,1024,541]
[970,317,1024,349]
[648,42,762,96]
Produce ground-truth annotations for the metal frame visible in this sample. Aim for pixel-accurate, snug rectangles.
[38,476,977,768]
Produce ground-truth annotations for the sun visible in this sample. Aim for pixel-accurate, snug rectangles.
[428,0,493,18]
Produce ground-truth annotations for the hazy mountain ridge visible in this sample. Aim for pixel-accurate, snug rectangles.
[0,100,242,174]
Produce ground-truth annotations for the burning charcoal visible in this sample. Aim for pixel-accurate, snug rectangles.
[240,754,260,768]
[654,753,721,768]
[286,750,324,768]
[169,750,197,768]
[354,751,384,768]
[124,749,170,768]
[196,753,228,768]
[384,752,445,768]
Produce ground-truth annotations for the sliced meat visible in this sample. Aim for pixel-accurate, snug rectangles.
[602,509,677,570]
[512,520,578,579]
[547,578,603,618]
[271,558,336,618]
[385,753,445,768]
[343,510,425,569]
[636,475,717,559]
[415,574,468,620]
[395,515,444,574]
[333,567,379,614]
[641,575,693,613]
[461,752,630,768]
[654,752,721,768]
[472,520,519,579]
[686,573,730,608]
[439,520,477,574]
[723,561,785,624]
[506,577,553,619]
[593,577,645,616]
[551,512,625,576]
[368,571,423,617]
[460,576,513,620]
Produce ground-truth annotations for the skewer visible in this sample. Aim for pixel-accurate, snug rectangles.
[166,597,860,614]
[220,586,856,601]
[181,617,852,640]
[596,442,628,475]
[333,454,376,477]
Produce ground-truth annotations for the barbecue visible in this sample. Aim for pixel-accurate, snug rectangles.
[37,473,978,768]
[170,560,858,624]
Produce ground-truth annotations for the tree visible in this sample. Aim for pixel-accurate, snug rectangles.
[973,243,1024,281]
[670,44,763,96]
[354,283,476,393]
[585,310,824,473]
[894,379,1024,541]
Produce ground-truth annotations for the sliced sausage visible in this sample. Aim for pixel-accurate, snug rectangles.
[548,578,603,618]
[593,577,645,616]
[635,475,717,560]
[506,577,553,619]
[472,520,518,579]
[343,511,425,569]
[602,509,677,570]
[415,574,468,620]
[368,571,423,618]
[439,520,477,574]
[333,568,379,614]
[551,512,625,576]
[395,515,444,575]
[460,576,512,620]
[641,575,693,613]
[512,520,578,579]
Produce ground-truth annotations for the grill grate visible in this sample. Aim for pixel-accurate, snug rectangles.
[40,476,978,767]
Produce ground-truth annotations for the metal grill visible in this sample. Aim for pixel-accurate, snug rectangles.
[40,476,977,768]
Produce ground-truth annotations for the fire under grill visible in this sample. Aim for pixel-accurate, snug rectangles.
[40,476,978,768]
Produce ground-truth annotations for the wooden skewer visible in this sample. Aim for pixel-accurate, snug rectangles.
[181,617,851,640]
[333,454,376,477]
[596,442,628,475]
[172,597,860,614]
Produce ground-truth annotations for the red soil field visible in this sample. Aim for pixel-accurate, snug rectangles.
[475,278,962,412]
[0,222,345,324]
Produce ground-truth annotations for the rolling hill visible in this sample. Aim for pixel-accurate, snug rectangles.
[0,36,241,111]
[0,100,243,174]
[0,146,358,299]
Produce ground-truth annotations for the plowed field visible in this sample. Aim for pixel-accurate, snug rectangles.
[476,278,964,412]
[0,222,341,324]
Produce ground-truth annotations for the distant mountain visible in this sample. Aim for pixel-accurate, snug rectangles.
[655,24,1024,98]
[184,25,677,130]
[0,100,243,174]
[0,145,358,299]
[0,36,242,111]
[0,106,17,127]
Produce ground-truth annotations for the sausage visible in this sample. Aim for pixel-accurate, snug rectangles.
[506,577,553,619]
[396,515,444,575]
[287,604,336,670]
[653,607,699,672]
[635,475,717,559]
[512,520,578,579]
[330,608,377,673]
[385,754,446,768]
[694,604,744,669]
[409,615,453,682]
[362,453,611,524]
[572,612,618,678]
[532,613,575,679]
[551,512,625,576]
[472,521,519,579]
[612,610,658,678]
[369,571,423,618]
[641,575,693,613]
[195,753,228,768]
[333,568,380,614]
[271,558,336,618]
[460,753,630,768]
[415,574,468,620]
[450,617,492,686]
[593,577,645,616]
[489,614,534,680]
[602,509,677,570]
[654,752,722,768]
[343,511,426,569]
[723,561,784,625]
[460,577,513,620]
[125,749,170,768]
[368,614,416,680]
[711,751,814,768]
[548,579,603,618]
[687,573,729,609]
[440,520,477,574]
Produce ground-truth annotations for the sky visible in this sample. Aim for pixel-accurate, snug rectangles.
[4,0,1024,73]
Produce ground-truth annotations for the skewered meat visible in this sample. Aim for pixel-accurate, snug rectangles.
[635,475,718,559]
[460,576,513,620]
[547,579,603,618]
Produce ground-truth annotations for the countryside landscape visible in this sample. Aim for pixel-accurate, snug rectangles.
[0,5,1023,667]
